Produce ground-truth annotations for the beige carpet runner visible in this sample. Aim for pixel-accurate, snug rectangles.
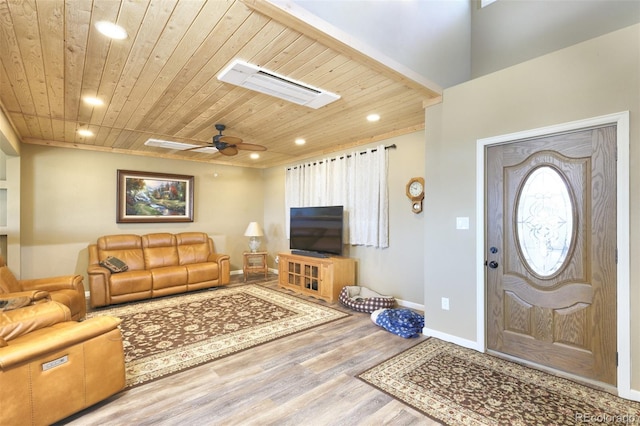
[87,283,348,388]
[359,338,640,425]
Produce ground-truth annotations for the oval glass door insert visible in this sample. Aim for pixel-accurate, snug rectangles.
[516,166,573,276]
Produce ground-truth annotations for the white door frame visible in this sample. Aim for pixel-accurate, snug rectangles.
[475,111,634,400]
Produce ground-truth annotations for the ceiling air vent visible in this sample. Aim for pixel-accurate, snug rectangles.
[217,59,340,109]
[144,138,218,153]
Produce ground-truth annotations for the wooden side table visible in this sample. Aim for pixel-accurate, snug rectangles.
[243,251,268,282]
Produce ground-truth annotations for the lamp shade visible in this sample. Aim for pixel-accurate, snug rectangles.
[244,222,264,237]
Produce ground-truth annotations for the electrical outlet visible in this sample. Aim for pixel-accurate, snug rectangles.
[441,297,450,311]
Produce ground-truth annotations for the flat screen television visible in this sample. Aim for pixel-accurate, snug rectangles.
[290,205,344,257]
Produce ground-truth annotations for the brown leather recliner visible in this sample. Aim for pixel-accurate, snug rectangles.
[0,255,86,320]
[0,300,125,425]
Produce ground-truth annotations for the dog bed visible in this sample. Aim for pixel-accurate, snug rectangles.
[371,308,424,338]
[339,285,395,313]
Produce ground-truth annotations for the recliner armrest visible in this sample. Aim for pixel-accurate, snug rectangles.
[87,265,111,277]
[0,301,71,342]
[208,253,230,263]
[19,274,84,292]
[208,253,230,285]
[0,316,122,370]
[0,290,51,304]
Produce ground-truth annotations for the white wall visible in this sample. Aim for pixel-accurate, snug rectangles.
[291,0,471,88]
[471,0,640,78]
[425,24,640,393]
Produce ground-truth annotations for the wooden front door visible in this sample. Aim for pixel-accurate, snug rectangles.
[486,126,617,385]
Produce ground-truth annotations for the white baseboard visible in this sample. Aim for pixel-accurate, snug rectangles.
[620,387,640,402]
[396,299,424,311]
[232,268,278,276]
[422,327,483,352]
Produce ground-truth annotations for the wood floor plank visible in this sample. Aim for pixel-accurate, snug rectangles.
[58,277,433,425]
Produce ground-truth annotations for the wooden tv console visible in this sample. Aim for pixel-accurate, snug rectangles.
[277,252,356,303]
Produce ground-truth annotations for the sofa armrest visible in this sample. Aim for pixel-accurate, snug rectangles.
[208,253,229,263]
[208,253,230,285]
[0,316,122,370]
[0,301,71,342]
[87,265,111,308]
[0,290,51,304]
[18,274,84,293]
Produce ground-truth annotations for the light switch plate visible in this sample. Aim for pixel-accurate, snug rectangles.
[456,217,469,230]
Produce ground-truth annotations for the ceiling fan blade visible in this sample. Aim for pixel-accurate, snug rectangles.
[219,146,239,156]
[218,135,243,144]
[235,143,267,151]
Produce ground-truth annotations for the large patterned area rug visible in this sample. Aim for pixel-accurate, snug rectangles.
[359,338,640,425]
[87,283,348,388]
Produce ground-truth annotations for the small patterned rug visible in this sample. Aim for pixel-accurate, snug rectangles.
[87,283,348,388]
[359,338,640,425]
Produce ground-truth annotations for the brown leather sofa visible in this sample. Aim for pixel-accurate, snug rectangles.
[88,232,230,307]
[1,300,125,425]
[0,255,86,320]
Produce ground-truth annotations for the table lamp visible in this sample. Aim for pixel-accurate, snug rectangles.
[244,222,264,252]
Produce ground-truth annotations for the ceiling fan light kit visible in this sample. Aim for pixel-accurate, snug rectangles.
[218,59,340,109]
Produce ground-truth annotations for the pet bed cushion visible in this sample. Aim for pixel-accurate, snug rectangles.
[339,285,395,313]
[371,308,424,338]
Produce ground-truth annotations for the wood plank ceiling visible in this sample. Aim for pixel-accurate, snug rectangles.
[0,0,442,168]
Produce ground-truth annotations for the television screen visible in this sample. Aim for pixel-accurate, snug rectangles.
[290,206,344,256]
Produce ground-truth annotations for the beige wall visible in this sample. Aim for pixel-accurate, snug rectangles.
[19,144,264,281]
[19,131,426,306]
[262,131,426,305]
[425,24,639,390]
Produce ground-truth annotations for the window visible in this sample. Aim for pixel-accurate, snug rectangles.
[285,145,389,248]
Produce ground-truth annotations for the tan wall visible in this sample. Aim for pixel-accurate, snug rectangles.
[19,131,425,306]
[262,131,426,305]
[19,144,264,281]
[425,24,640,389]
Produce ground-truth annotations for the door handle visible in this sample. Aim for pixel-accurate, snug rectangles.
[487,261,499,269]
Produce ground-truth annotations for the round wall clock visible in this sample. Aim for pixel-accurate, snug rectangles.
[406,177,425,213]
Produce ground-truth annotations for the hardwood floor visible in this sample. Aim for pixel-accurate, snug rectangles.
[59,275,439,425]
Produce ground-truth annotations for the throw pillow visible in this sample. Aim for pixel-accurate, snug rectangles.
[99,256,129,273]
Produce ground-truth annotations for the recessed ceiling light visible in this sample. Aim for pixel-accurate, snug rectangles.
[77,129,94,137]
[250,153,260,160]
[83,96,104,106]
[295,138,306,146]
[95,21,128,40]
[367,114,380,122]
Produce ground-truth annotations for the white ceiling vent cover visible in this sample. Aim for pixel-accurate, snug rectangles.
[144,138,218,153]
[218,60,340,109]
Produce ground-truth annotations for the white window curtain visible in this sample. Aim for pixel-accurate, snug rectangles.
[285,144,389,248]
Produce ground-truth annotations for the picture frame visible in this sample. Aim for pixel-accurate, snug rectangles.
[116,170,194,223]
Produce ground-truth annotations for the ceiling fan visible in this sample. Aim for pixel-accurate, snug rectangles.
[187,124,267,156]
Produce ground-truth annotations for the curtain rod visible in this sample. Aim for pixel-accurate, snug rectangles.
[286,144,396,170]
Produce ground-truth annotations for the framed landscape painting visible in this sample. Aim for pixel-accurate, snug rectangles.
[117,170,194,223]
